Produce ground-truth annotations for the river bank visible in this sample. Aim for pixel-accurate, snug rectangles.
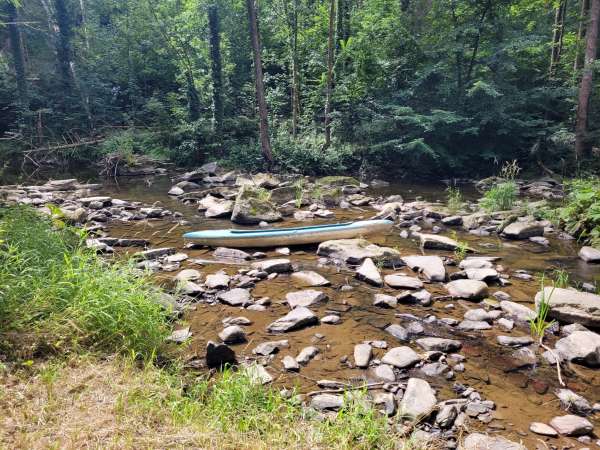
[1,168,600,449]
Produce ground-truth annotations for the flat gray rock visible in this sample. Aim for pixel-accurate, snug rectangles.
[400,378,437,419]
[291,271,330,287]
[579,246,600,263]
[503,221,544,239]
[529,422,558,437]
[465,268,498,282]
[373,293,398,308]
[555,389,592,415]
[381,346,420,368]
[459,258,494,269]
[402,255,446,281]
[555,331,600,367]
[317,238,401,265]
[419,233,464,251]
[267,306,318,333]
[462,433,526,450]
[445,279,488,300]
[311,393,344,411]
[282,355,299,371]
[496,335,534,347]
[464,308,501,322]
[549,414,593,436]
[354,343,372,368]
[213,247,252,260]
[416,337,462,352]
[296,346,319,364]
[458,320,492,331]
[385,324,409,341]
[285,290,328,308]
[536,287,600,327]
[251,259,292,273]
[217,288,252,306]
[205,272,231,289]
[218,325,247,344]
[372,364,396,382]
[253,340,289,356]
[384,274,423,289]
[500,300,536,322]
[355,258,383,286]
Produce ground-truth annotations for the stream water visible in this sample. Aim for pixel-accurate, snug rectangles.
[6,171,600,447]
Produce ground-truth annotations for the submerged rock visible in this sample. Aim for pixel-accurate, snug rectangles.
[267,307,318,333]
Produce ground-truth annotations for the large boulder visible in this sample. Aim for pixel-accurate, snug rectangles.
[502,221,544,239]
[231,185,282,225]
[555,331,600,367]
[402,255,446,282]
[317,239,401,265]
[535,287,600,327]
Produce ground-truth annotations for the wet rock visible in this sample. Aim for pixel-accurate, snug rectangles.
[282,355,299,371]
[579,246,600,263]
[536,287,600,327]
[251,258,292,273]
[372,364,396,382]
[205,199,234,218]
[267,306,318,333]
[165,252,188,263]
[420,233,465,251]
[499,300,536,322]
[373,294,398,308]
[285,290,328,308]
[354,343,372,368]
[355,258,383,286]
[373,392,396,415]
[168,186,184,196]
[555,331,600,367]
[218,325,247,344]
[291,271,330,287]
[504,346,537,371]
[458,320,491,331]
[381,346,421,368]
[205,272,231,289]
[497,318,514,330]
[134,247,176,260]
[206,341,237,368]
[445,280,488,300]
[442,215,463,226]
[223,316,252,326]
[385,324,409,341]
[296,346,319,364]
[317,239,401,265]
[416,337,462,353]
[384,274,423,290]
[561,323,589,336]
[311,393,344,411]
[80,196,112,206]
[86,238,113,253]
[555,389,593,415]
[400,378,437,419]
[459,258,494,270]
[529,422,558,437]
[462,433,526,450]
[530,236,550,246]
[464,308,501,322]
[436,403,459,429]
[420,361,451,377]
[315,176,359,187]
[496,335,534,347]
[178,280,203,295]
[549,415,593,436]
[321,314,340,324]
[502,221,544,239]
[231,185,282,224]
[402,255,446,282]
[213,247,252,260]
[465,268,498,282]
[168,327,192,343]
[217,288,252,306]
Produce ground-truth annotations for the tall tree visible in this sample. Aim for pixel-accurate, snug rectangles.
[3,1,28,111]
[53,0,74,93]
[574,0,590,72]
[246,0,274,168]
[208,3,224,138]
[575,0,600,159]
[550,0,567,78]
[323,0,335,150]
[282,0,301,137]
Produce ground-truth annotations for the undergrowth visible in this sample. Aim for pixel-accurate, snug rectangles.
[0,206,170,359]
[480,160,520,212]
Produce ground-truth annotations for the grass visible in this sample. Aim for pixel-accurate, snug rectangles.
[451,231,468,262]
[480,160,520,212]
[529,276,556,343]
[551,268,570,288]
[0,356,436,450]
[0,206,170,360]
[294,178,305,208]
[446,186,463,213]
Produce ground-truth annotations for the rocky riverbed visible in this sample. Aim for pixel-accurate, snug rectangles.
[2,166,600,449]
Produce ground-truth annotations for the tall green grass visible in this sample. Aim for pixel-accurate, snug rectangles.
[0,206,170,359]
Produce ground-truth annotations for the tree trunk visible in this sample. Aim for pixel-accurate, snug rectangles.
[465,0,491,86]
[574,0,590,72]
[208,3,224,137]
[246,0,274,168]
[283,0,301,137]
[53,0,74,93]
[575,0,600,159]
[4,2,28,111]
[185,71,201,122]
[550,0,567,78]
[323,0,336,150]
[400,0,410,12]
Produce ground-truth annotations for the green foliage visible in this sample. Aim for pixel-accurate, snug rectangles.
[541,178,600,246]
[451,231,468,262]
[480,181,518,212]
[0,206,170,359]
[446,186,463,213]
[529,275,556,343]
[551,268,570,288]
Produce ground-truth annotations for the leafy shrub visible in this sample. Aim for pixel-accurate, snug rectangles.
[446,186,463,213]
[480,181,518,212]
[0,206,170,359]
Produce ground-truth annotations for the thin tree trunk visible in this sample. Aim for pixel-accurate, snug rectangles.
[208,3,224,137]
[465,0,491,86]
[574,0,590,72]
[450,0,463,96]
[323,0,336,150]
[53,0,73,93]
[79,0,90,50]
[550,0,567,77]
[283,0,301,137]
[575,0,600,159]
[4,2,28,111]
[246,0,274,168]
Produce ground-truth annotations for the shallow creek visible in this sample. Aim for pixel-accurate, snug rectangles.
[29,174,600,447]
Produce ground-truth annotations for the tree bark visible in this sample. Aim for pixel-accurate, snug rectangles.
[575,0,600,159]
[574,0,590,72]
[283,0,301,137]
[53,0,74,92]
[323,0,336,150]
[246,0,274,168]
[4,2,28,111]
[550,0,567,78]
[208,3,224,137]
[465,0,491,86]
